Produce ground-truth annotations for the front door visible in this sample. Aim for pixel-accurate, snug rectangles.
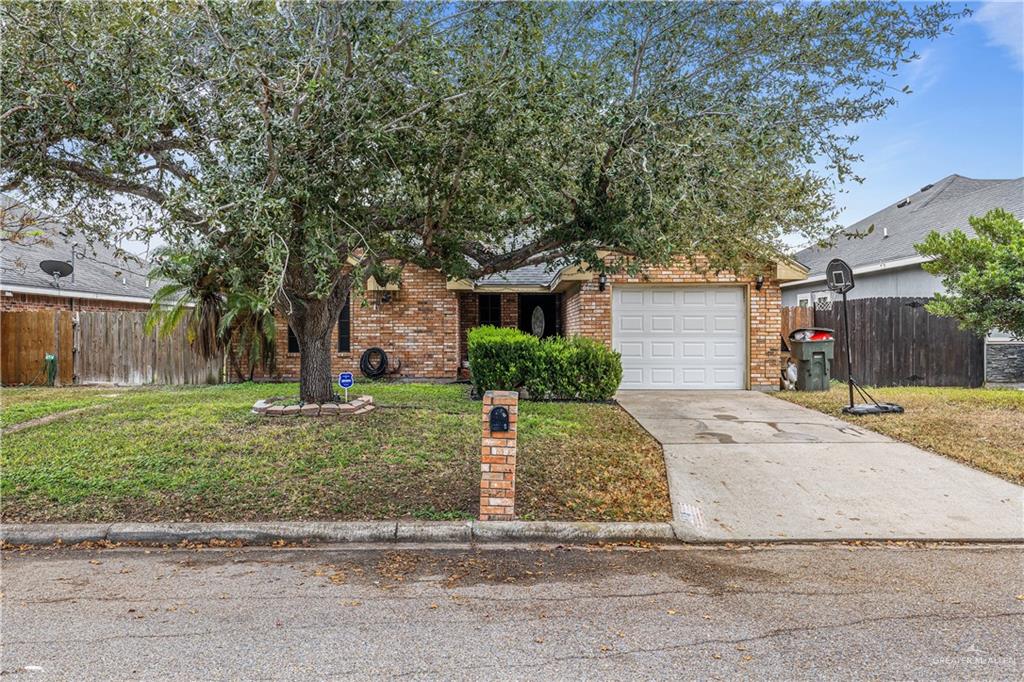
[518,294,560,338]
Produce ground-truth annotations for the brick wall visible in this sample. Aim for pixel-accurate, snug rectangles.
[250,265,461,381]
[561,257,782,391]
[500,293,518,328]
[1,291,151,313]
[457,292,479,363]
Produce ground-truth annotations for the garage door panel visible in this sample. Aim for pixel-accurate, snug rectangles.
[650,341,675,358]
[622,367,643,385]
[650,290,675,305]
[681,368,707,386]
[713,315,738,332]
[714,289,742,305]
[650,368,676,385]
[650,315,675,332]
[713,341,739,358]
[613,285,746,390]
[619,290,644,306]
[619,341,643,359]
[681,316,705,331]
[682,342,706,358]
[682,289,707,305]
[618,315,643,332]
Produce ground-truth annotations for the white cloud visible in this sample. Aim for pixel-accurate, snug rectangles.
[903,48,942,94]
[972,1,1024,70]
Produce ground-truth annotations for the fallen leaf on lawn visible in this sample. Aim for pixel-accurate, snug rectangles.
[666,609,677,615]
[534,638,544,644]
[1016,595,1024,601]
[429,603,438,609]
[712,653,722,660]
[600,645,611,652]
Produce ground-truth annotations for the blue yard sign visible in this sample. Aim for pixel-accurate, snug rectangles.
[338,372,354,401]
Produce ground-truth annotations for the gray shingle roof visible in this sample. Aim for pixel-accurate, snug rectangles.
[0,197,159,301]
[474,263,560,287]
[792,174,1024,277]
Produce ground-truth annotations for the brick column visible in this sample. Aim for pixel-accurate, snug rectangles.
[479,390,518,521]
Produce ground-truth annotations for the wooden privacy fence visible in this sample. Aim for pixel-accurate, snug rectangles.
[1,310,222,386]
[0,309,74,385]
[782,305,814,341]
[783,297,984,387]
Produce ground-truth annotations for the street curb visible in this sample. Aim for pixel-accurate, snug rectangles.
[1,521,676,547]
[4,522,1019,548]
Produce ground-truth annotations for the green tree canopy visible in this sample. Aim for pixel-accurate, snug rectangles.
[1,1,962,400]
[917,208,1024,339]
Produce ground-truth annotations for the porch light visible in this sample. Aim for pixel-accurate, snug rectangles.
[598,273,608,292]
[755,274,764,291]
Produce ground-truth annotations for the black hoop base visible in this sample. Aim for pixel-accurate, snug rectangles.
[842,403,904,416]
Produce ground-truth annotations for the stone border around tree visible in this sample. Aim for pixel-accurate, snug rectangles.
[251,395,376,418]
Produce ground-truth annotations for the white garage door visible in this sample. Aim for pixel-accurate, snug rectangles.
[612,286,746,389]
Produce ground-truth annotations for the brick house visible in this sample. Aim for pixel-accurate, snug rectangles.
[253,254,808,392]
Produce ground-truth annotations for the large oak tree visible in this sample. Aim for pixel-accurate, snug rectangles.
[1,1,961,401]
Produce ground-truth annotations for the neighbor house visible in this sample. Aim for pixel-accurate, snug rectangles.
[782,174,1024,384]
[250,254,809,392]
[0,196,157,314]
[0,197,219,386]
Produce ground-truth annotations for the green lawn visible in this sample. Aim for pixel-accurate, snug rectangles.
[774,384,1024,485]
[0,382,671,523]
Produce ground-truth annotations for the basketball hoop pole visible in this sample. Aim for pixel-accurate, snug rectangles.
[841,290,854,409]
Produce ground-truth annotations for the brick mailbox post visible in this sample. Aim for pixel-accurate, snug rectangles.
[479,390,518,521]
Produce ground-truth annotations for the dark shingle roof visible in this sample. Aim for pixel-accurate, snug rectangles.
[792,175,1024,277]
[0,197,159,301]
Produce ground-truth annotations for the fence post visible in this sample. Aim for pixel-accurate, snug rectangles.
[479,390,518,521]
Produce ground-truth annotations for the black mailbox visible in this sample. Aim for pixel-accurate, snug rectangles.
[489,406,510,433]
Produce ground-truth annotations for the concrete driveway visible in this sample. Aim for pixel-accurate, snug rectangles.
[616,390,1024,541]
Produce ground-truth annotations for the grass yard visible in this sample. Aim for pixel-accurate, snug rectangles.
[775,384,1024,485]
[0,382,671,523]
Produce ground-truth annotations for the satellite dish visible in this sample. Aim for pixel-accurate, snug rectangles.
[39,260,73,287]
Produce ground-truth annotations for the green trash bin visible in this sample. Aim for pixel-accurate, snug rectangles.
[788,328,834,391]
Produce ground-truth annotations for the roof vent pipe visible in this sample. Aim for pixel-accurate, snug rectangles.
[920,184,934,192]
[896,198,910,208]
[883,227,889,238]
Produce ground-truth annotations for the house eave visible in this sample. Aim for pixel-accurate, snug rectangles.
[780,255,934,288]
[0,283,162,305]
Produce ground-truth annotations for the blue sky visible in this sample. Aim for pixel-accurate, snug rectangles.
[816,0,1023,244]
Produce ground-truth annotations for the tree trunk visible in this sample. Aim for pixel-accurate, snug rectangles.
[285,283,348,404]
[298,328,334,403]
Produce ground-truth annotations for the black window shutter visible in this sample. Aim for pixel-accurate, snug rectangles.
[337,296,351,352]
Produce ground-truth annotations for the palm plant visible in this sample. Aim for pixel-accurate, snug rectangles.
[145,248,276,378]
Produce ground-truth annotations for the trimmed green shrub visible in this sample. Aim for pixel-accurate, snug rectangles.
[467,326,540,393]
[468,326,622,401]
[555,336,623,401]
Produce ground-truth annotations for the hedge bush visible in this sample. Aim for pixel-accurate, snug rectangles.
[468,326,622,401]
[466,326,540,393]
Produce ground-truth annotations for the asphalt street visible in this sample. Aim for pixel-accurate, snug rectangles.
[2,543,1022,680]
